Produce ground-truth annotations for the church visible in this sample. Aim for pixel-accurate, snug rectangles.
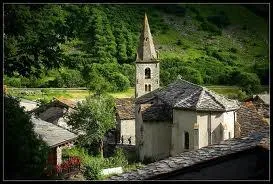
[133,14,240,162]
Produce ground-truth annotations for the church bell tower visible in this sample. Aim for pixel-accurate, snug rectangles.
[135,13,160,98]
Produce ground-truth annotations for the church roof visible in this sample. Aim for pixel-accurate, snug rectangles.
[142,103,172,121]
[115,98,135,120]
[136,13,158,62]
[136,79,240,112]
[108,128,269,180]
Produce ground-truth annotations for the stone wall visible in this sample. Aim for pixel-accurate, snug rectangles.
[135,62,160,98]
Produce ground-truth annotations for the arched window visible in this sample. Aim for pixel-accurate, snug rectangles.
[145,68,151,79]
[145,84,148,91]
[184,131,189,149]
[148,84,151,91]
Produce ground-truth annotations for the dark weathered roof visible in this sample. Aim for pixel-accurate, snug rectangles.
[136,79,240,112]
[142,103,172,121]
[108,129,269,181]
[236,102,269,137]
[115,98,135,120]
[31,116,78,148]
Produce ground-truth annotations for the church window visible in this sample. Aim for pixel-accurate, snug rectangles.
[145,84,148,91]
[137,79,138,84]
[184,131,189,149]
[145,37,148,41]
[229,132,231,139]
[145,68,151,79]
[148,84,151,91]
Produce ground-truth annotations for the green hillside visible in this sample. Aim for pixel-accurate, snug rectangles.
[4,4,269,96]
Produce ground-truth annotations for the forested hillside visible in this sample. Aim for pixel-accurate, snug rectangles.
[4,4,269,95]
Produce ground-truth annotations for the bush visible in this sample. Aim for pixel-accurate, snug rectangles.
[229,47,237,53]
[207,14,230,28]
[4,76,21,87]
[199,21,222,35]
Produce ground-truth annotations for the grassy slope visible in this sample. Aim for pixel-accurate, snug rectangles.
[154,4,268,70]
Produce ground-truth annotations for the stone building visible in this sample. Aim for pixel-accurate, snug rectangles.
[31,97,77,130]
[135,13,160,98]
[135,79,240,162]
[235,101,269,138]
[31,116,78,166]
[115,98,136,145]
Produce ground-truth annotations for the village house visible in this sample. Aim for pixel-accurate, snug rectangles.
[115,98,136,145]
[31,97,77,130]
[244,93,270,124]
[235,101,269,138]
[31,116,78,166]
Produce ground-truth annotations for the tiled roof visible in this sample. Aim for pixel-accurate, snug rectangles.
[108,129,269,181]
[136,79,239,112]
[115,98,135,120]
[236,102,269,137]
[142,103,172,121]
[32,116,78,148]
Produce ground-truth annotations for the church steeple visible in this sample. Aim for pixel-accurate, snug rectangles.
[135,13,160,98]
[136,13,158,62]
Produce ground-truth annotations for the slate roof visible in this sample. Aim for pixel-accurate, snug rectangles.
[115,98,135,120]
[236,102,269,137]
[108,128,269,181]
[31,116,78,148]
[142,103,172,121]
[136,79,239,112]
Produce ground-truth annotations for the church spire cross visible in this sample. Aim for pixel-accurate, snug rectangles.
[136,13,158,62]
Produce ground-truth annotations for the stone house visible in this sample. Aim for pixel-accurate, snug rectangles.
[31,116,78,166]
[244,94,270,123]
[31,97,77,130]
[115,98,136,145]
[235,101,269,138]
[135,79,240,161]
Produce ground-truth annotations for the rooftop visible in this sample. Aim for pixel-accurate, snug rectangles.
[115,98,135,120]
[108,128,269,180]
[31,116,78,148]
[236,102,269,137]
[136,79,240,112]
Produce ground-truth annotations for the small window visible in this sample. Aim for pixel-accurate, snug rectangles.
[145,37,148,41]
[148,84,151,91]
[228,132,231,139]
[184,131,189,149]
[136,79,138,84]
[145,68,151,79]
[145,84,148,91]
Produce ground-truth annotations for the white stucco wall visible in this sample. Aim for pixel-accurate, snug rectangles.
[223,111,236,139]
[197,112,208,149]
[171,110,197,156]
[142,121,171,161]
[120,119,135,145]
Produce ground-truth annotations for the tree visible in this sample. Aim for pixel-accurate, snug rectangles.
[4,95,49,179]
[66,94,115,157]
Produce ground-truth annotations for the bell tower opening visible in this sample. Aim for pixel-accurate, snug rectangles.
[145,68,151,79]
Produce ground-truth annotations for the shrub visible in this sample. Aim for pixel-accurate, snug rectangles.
[207,14,230,28]
[4,76,21,87]
[199,21,222,35]
[229,47,238,53]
